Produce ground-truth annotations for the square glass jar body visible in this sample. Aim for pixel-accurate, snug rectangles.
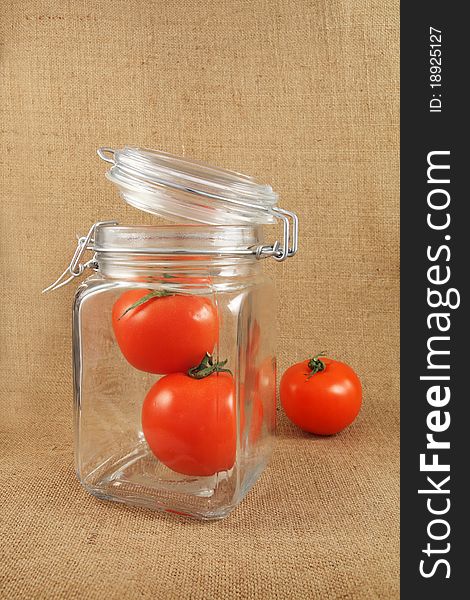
[73,225,276,520]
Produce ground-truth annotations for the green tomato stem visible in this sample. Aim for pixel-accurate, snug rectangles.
[187,353,232,379]
[306,351,327,380]
[118,289,174,320]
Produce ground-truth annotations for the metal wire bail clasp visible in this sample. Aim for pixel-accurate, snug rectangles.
[42,221,117,293]
[256,207,299,261]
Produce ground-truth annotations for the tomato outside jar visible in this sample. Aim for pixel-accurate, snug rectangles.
[44,147,298,520]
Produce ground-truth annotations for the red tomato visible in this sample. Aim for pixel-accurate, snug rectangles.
[142,371,236,476]
[280,356,362,435]
[112,290,218,374]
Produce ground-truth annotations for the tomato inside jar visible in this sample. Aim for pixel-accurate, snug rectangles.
[142,356,236,477]
[112,290,219,375]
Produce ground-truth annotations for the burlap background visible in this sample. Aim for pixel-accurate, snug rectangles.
[0,1,399,598]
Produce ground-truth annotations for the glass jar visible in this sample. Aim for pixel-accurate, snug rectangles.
[46,147,298,520]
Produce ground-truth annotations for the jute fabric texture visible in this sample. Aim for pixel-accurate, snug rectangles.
[0,1,399,598]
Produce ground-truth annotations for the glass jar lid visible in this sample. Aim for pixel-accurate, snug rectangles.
[43,148,298,293]
[97,147,278,225]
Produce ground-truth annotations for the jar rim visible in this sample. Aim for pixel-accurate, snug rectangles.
[92,222,265,257]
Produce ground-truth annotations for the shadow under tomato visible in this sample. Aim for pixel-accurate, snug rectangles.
[275,409,360,441]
